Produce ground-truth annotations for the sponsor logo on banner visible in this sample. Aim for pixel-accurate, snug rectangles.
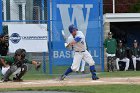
[10,33,48,44]
[8,24,48,52]
[10,33,21,44]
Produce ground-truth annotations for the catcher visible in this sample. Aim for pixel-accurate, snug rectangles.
[0,48,41,82]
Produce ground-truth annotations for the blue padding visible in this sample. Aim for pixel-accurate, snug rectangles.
[74,37,81,42]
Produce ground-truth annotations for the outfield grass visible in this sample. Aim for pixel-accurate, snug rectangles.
[0,84,140,93]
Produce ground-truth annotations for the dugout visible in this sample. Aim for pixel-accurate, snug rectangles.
[104,13,140,71]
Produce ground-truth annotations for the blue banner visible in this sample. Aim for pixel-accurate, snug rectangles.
[51,0,103,65]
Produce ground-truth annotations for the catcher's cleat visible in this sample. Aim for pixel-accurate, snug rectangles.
[81,71,85,74]
[92,75,99,80]
[13,77,23,82]
[7,78,12,81]
[76,71,79,73]
[1,78,12,82]
[1,79,9,82]
[60,75,66,81]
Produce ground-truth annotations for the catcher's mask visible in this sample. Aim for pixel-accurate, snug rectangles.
[15,49,26,60]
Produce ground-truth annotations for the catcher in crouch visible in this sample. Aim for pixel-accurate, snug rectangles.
[0,48,41,82]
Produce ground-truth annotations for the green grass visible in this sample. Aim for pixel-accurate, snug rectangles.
[1,69,140,93]
[98,71,140,78]
[23,71,140,80]
[0,85,140,93]
[1,69,140,80]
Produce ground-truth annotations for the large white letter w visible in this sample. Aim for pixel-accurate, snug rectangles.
[57,4,93,37]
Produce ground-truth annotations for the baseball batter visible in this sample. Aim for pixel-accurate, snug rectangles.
[60,24,99,80]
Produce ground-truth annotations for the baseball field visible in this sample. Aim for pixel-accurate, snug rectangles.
[1,71,140,93]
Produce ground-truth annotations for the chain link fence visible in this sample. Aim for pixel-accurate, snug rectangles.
[0,0,50,80]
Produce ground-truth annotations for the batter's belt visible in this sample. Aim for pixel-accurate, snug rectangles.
[75,51,85,52]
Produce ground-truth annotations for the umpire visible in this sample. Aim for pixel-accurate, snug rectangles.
[116,40,130,71]
[104,32,117,72]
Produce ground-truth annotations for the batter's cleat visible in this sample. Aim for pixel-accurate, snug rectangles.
[81,71,85,74]
[76,71,79,73]
[60,75,66,81]
[92,75,99,80]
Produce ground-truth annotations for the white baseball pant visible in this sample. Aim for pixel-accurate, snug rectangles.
[116,58,130,71]
[132,57,140,70]
[2,66,23,76]
[71,50,95,71]
[76,60,86,72]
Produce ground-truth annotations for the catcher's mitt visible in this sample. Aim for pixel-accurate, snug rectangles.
[35,62,41,71]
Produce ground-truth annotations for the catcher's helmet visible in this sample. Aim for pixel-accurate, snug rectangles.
[15,49,23,56]
[68,24,78,33]
[15,49,26,59]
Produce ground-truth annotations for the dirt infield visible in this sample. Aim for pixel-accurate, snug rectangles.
[0,77,140,89]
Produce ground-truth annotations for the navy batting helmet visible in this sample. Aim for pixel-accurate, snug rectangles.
[68,24,78,33]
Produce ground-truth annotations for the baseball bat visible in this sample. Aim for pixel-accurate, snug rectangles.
[61,30,69,47]
[61,30,66,42]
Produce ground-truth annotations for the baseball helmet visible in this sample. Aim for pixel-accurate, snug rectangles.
[15,49,26,59]
[118,40,122,43]
[108,32,112,35]
[134,40,138,43]
[68,24,78,33]
[15,49,23,56]
[21,49,26,59]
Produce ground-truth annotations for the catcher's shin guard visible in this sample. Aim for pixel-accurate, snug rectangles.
[90,65,99,80]
[16,65,27,80]
[3,66,17,81]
